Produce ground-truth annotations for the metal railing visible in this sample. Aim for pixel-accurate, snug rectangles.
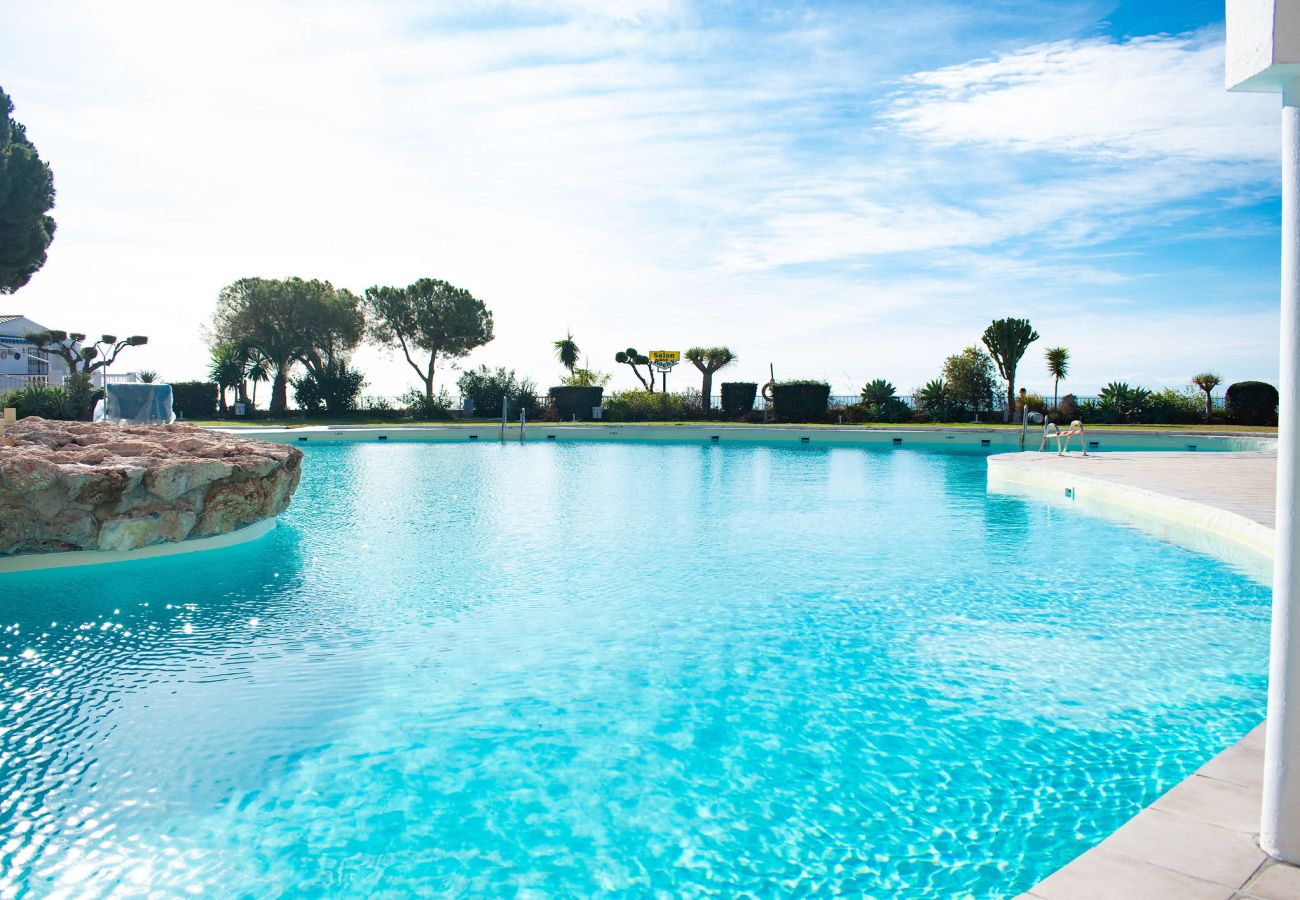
[0,373,51,393]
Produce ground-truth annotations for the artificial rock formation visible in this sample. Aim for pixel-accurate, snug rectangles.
[0,418,302,556]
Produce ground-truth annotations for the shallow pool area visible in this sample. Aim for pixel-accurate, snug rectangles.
[0,441,1273,897]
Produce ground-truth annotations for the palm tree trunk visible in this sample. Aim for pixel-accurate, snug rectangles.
[271,366,289,416]
[701,370,713,414]
[1053,378,1059,409]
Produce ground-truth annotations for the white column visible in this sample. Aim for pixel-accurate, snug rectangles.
[1263,79,1300,863]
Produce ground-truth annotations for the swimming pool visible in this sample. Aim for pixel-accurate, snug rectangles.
[0,442,1271,896]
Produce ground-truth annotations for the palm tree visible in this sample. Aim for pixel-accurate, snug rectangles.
[1044,346,1069,408]
[684,347,736,410]
[208,344,244,415]
[137,370,158,383]
[245,349,271,411]
[1192,372,1222,424]
[554,332,580,376]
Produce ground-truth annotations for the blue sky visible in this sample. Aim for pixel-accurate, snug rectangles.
[0,0,1283,397]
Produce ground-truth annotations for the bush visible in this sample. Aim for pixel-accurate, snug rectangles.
[401,388,454,420]
[550,385,604,421]
[1226,381,1278,426]
[171,381,218,419]
[720,382,757,417]
[771,380,830,422]
[293,361,366,415]
[359,395,404,421]
[0,382,77,419]
[1144,388,1205,425]
[604,390,696,422]
[457,366,541,420]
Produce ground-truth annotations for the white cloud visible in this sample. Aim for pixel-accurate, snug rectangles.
[886,32,1278,162]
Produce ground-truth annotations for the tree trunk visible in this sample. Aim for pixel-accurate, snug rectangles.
[1205,389,1213,424]
[1053,379,1059,409]
[701,370,713,415]
[1005,373,1016,424]
[271,366,289,416]
[424,351,437,399]
[217,388,228,415]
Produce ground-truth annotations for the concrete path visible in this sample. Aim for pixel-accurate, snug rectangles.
[990,450,1297,899]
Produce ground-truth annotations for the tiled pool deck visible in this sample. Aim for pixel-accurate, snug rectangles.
[990,450,1300,899]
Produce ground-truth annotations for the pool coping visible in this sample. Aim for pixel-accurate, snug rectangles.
[989,450,1298,898]
[216,422,1279,453]
[0,516,276,574]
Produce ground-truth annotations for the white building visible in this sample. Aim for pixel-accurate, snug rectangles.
[0,315,70,393]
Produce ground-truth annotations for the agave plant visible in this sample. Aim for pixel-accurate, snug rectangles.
[1099,381,1151,423]
[860,378,897,406]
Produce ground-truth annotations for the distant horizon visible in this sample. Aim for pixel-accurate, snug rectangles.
[0,0,1282,400]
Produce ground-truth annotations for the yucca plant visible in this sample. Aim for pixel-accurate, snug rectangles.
[1191,372,1221,424]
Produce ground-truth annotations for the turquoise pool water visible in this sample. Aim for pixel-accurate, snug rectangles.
[0,442,1271,897]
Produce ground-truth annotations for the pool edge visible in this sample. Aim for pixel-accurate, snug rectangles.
[0,516,277,574]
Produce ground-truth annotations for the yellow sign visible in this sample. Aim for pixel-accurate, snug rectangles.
[648,350,680,363]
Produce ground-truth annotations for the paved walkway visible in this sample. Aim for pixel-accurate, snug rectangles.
[989,449,1299,899]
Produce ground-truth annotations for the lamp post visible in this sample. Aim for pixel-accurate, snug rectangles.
[1228,0,1300,863]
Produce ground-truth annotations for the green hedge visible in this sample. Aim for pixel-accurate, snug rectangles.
[171,381,218,419]
[771,380,830,423]
[549,385,604,421]
[604,390,693,422]
[1226,381,1278,426]
[720,382,757,417]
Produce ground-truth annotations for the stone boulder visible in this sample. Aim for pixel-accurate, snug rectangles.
[0,418,302,556]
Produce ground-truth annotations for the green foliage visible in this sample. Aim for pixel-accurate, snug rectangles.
[212,277,363,415]
[1191,372,1222,424]
[1085,382,1152,424]
[364,278,493,398]
[168,381,218,419]
[1044,346,1069,406]
[0,381,76,419]
[137,370,158,383]
[771,380,830,423]
[0,87,56,293]
[208,343,244,412]
[457,365,540,419]
[719,381,757,417]
[553,332,579,374]
[560,367,611,387]
[942,347,1000,421]
[914,377,963,422]
[400,387,454,420]
[25,330,149,377]
[292,359,366,415]
[1015,391,1047,416]
[685,346,736,405]
[603,390,696,422]
[981,317,1039,419]
[852,379,910,422]
[1142,387,1208,425]
[549,386,604,420]
[859,379,896,406]
[1226,381,1279,426]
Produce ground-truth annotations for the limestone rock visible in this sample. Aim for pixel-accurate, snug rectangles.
[0,418,301,557]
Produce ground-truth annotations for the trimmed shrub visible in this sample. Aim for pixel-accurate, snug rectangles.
[771,380,830,423]
[720,382,757,417]
[550,385,603,421]
[1226,381,1278,426]
[171,381,218,419]
[0,382,77,419]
